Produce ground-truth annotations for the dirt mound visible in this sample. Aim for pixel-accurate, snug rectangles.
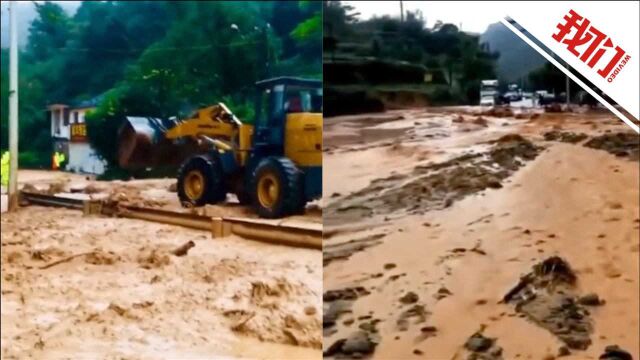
[584,132,639,161]
[503,257,597,350]
[544,131,589,144]
[326,135,541,224]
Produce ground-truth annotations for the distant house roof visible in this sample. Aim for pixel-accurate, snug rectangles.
[71,94,104,109]
[46,94,105,111]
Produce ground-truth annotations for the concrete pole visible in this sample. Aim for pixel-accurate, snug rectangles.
[8,1,19,211]
[400,1,404,22]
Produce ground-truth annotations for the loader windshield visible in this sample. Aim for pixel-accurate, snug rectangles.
[284,86,322,113]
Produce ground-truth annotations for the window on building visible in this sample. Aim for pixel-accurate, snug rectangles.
[74,111,79,124]
[63,109,69,126]
[54,110,61,135]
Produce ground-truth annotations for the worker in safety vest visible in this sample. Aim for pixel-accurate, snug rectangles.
[52,152,59,170]
[52,152,66,170]
[1,151,9,187]
[57,152,66,170]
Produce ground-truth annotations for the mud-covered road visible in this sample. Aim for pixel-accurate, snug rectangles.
[323,107,639,359]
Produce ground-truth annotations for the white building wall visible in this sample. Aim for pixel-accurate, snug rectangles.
[51,108,70,139]
[66,142,106,175]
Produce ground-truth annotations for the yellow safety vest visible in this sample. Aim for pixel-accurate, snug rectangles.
[1,152,9,187]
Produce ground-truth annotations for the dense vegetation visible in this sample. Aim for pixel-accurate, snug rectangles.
[0,1,321,171]
[323,0,499,112]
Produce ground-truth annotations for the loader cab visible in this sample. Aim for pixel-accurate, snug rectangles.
[253,77,322,153]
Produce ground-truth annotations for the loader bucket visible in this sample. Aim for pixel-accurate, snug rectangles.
[118,117,195,169]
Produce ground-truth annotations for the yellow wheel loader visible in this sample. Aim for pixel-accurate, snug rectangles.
[117,77,322,218]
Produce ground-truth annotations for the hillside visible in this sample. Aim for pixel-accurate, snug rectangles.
[480,22,546,83]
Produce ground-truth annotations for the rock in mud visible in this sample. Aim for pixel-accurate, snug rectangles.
[399,291,419,304]
[464,330,503,360]
[577,293,603,306]
[324,287,371,302]
[599,345,633,360]
[503,256,594,350]
[324,331,378,357]
[584,132,639,161]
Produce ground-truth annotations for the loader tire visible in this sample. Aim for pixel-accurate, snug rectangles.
[251,157,303,218]
[177,154,226,207]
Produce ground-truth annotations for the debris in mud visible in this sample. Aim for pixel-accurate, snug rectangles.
[21,183,40,194]
[167,182,178,192]
[584,132,639,161]
[577,293,604,306]
[84,251,120,265]
[136,248,171,269]
[170,240,195,256]
[82,183,106,194]
[327,135,541,223]
[324,287,371,330]
[46,181,68,195]
[481,106,514,118]
[396,304,428,331]
[463,329,504,360]
[472,116,488,127]
[598,345,633,360]
[503,256,596,350]
[544,103,572,113]
[544,131,588,144]
[106,185,167,207]
[323,234,386,266]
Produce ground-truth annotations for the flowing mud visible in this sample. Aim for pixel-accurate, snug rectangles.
[1,206,321,359]
[323,107,639,359]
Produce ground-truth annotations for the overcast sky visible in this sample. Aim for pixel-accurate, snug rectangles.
[343,1,514,34]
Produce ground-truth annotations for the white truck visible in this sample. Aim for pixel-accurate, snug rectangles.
[480,79,500,106]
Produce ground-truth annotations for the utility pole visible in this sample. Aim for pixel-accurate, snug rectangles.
[8,1,19,211]
[400,1,404,22]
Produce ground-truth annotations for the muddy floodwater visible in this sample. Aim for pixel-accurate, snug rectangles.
[323,107,639,359]
[1,172,322,359]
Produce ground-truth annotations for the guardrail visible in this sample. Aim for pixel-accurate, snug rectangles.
[19,192,322,249]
